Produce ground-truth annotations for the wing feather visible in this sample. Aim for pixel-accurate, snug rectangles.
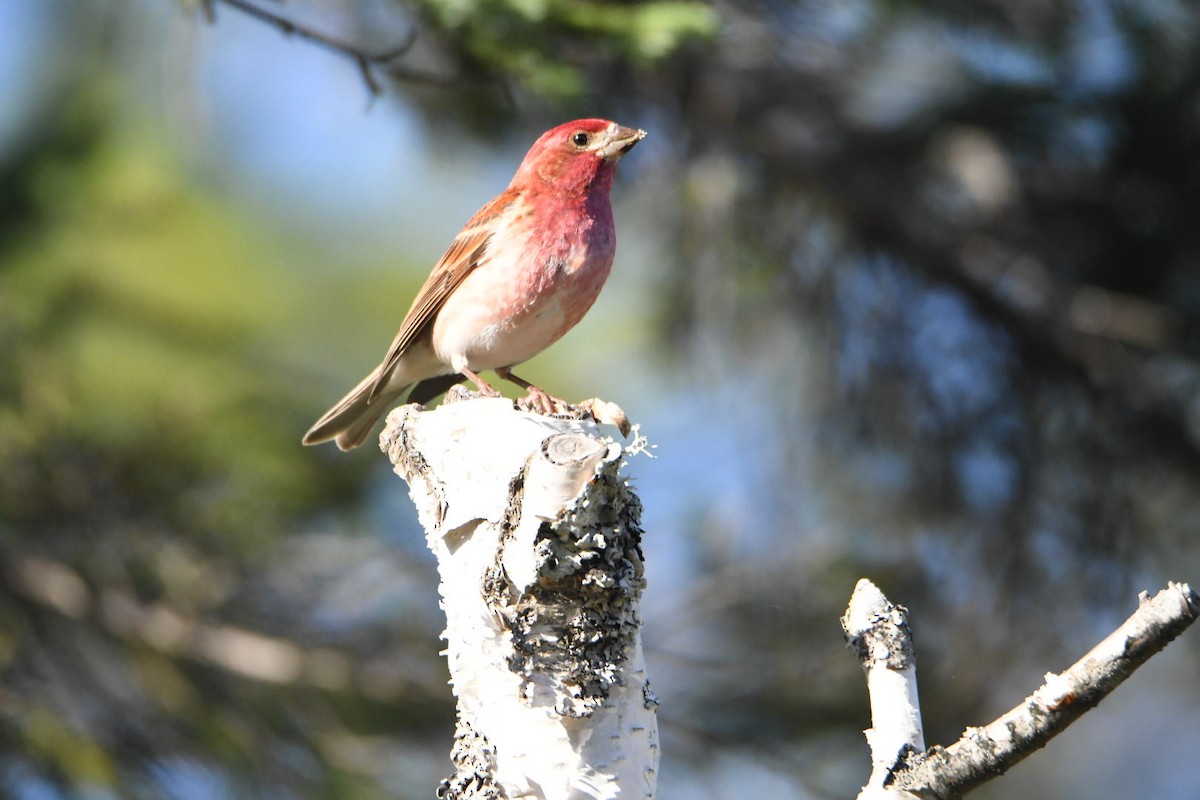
[367,189,519,401]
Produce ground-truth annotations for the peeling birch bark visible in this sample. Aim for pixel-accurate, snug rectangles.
[380,397,658,800]
[842,579,924,800]
[844,580,1200,799]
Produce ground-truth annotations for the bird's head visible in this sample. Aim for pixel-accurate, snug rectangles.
[513,119,646,194]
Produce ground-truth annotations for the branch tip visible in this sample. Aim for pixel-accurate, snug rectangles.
[213,0,421,97]
[872,582,1200,799]
[356,55,382,98]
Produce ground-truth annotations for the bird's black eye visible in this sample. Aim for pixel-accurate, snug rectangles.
[571,131,591,148]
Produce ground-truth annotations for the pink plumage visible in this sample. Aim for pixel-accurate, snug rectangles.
[304,119,646,451]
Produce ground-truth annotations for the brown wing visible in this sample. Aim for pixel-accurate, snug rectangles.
[368,189,519,401]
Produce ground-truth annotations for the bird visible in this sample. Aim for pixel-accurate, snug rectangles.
[303,119,646,451]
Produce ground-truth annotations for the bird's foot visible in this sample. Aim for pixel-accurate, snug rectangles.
[497,367,565,414]
[497,369,630,434]
[516,385,569,416]
[460,367,504,398]
[519,393,634,438]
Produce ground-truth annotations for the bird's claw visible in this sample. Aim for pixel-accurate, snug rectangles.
[516,386,568,416]
[511,391,633,437]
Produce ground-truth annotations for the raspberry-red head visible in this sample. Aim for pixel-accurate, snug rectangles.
[512,119,646,195]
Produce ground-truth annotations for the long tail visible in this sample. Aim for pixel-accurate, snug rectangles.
[302,369,407,451]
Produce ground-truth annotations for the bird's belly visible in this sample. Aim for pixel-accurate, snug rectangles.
[431,250,610,372]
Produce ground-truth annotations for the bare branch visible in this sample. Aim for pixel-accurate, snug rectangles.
[848,581,1200,799]
[842,579,926,800]
[208,0,420,97]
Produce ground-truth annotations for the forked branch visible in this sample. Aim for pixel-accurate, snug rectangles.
[844,580,1199,799]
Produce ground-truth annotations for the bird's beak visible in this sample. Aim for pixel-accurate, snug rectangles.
[598,125,647,161]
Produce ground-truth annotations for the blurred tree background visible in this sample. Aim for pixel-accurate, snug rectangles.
[1,1,1198,798]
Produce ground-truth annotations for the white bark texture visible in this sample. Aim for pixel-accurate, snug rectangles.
[380,397,658,800]
[844,579,1199,800]
[841,579,925,800]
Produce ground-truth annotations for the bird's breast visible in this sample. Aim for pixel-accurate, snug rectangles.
[431,204,616,372]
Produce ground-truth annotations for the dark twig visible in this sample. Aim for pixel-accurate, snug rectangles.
[208,0,420,96]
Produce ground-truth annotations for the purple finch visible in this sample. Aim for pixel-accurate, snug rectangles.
[303,119,645,451]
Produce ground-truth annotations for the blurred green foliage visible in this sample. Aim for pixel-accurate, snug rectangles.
[414,0,716,99]
[0,66,419,797]
[0,89,360,554]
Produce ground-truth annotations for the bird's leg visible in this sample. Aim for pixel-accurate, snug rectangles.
[459,367,503,398]
[496,367,568,415]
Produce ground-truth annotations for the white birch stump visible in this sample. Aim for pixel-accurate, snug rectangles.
[380,397,658,800]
